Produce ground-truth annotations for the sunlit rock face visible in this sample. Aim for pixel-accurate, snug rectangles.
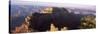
[80,15,96,29]
[40,7,53,14]
[50,23,58,32]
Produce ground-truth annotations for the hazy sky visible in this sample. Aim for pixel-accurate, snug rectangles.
[10,0,96,11]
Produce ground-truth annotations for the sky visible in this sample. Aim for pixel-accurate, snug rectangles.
[10,0,96,11]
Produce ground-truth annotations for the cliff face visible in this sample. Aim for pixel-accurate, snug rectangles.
[28,7,82,31]
[11,16,32,33]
